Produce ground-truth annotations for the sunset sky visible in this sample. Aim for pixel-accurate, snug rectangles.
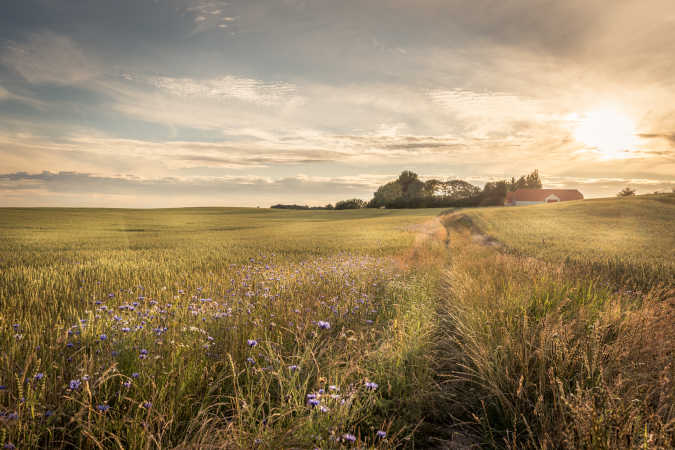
[1,0,674,207]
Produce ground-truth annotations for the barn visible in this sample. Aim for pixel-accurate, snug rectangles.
[504,189,584,206]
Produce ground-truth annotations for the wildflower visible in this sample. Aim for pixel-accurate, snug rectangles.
[4,443,16,449]
[121,327,131,332]
[66,342,74,348]
[34,373,44,380]
[247,339,258,347]
[69,379,81,390]
[308,398,320,407]
[7,412,18,420]
[111,350,119,357]
[247,357,256,364]
[141,401,152,409]
[342,433,356,442]
[288,365,299,372]
[376,430,387,438]
[96,404,110,412]
[100,334,107,341]
[317,320,331,330]
[0,385,6,390]
[365,381,378,391]
[328,385,339,391]
[131,372,139,378]
[82,375,90,381]
[45,410,54,417]
[319,405,329,413]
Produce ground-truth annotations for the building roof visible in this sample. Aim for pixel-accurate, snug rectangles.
[506,188,584,203]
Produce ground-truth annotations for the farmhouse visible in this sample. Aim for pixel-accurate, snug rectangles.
[505,189,583,206]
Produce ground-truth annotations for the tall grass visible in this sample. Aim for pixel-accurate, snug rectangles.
[436,217,674,448]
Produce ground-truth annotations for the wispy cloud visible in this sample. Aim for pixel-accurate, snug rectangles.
[148,75,297,106]
[1,32,98,85]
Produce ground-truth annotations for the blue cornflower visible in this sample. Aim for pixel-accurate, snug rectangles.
[376,430,387,438]
[365,381,379,391]
[66,342,74,348]
[247,357,256,365]
[96,404,110,412]
[319,405,329,413]
[317,320,331,329]
[131,372,139,378]
[0,385,6,390]
[100,334,107,341]
[288,365,299,372]
[342,433,356,442]
[247,339,258,347]
[4,442,16,449]
[7,412,18,420]
[69,379,81,390]
[34,373,44,380]
[141,401,152,409]
[121,327,131,332]
[82,375,90,381]
[307,398,320,407]
[123,381,131,388]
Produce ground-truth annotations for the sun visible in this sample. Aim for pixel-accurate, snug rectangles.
[573,109,637,158]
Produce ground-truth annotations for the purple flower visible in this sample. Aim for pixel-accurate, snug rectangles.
[96,404,110,412]
[319,405,329,413]
[288,365,299,372]
[123,381,131,388]
[307,398,320,407]
[4,442,16,449]
[82,375,90,381]
[7,412,18,420]
[376,430,387,438]
[131,372,139,378]
[34,372,44,380]
[342,433,356,442]
[100,334,107,341]
[317,320,331,330]
[247,339,258,347]
[365,381,378,391]
[45,410,54,417]
[142,401,152,409]
[69,379,81,390]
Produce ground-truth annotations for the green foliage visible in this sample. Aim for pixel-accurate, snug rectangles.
[334,198,367,209]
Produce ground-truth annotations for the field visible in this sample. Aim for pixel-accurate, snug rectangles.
[1,199,674,448]
[0,207,448,448]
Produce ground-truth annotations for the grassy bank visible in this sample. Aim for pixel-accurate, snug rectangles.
[436,198,674,448]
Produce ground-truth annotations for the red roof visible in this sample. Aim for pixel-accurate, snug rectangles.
[505,189,584,203]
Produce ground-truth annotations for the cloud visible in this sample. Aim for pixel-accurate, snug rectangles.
[1,32,98,84]
[147,75,297,106]
[639,133,675,145]
[0,171,387,207]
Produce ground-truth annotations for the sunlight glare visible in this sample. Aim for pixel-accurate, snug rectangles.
[573,109,637,158]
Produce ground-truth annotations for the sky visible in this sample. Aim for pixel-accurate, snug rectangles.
[1,0,674,207]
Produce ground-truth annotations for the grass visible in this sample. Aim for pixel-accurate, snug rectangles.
[1,197,673,448]
[0,207,448,448]
[437,195,674,449]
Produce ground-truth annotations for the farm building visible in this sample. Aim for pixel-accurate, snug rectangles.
[505,189,583,206]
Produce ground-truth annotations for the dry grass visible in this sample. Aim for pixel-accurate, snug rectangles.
[435,217,674,449]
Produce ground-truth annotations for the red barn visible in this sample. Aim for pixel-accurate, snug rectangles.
[505,189,583,206]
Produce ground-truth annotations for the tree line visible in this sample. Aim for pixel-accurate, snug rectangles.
[271,169,542,210]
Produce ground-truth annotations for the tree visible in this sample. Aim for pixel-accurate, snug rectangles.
[617,187,636,197]
[372,181,403,208]
[480,180,509,206]
[335,198,366,210]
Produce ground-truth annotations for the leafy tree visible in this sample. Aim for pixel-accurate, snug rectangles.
[372,181,403,208]
[617,187,636,197]
[334,198,366,210]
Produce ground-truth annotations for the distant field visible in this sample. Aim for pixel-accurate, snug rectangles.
[462,194,675,270]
